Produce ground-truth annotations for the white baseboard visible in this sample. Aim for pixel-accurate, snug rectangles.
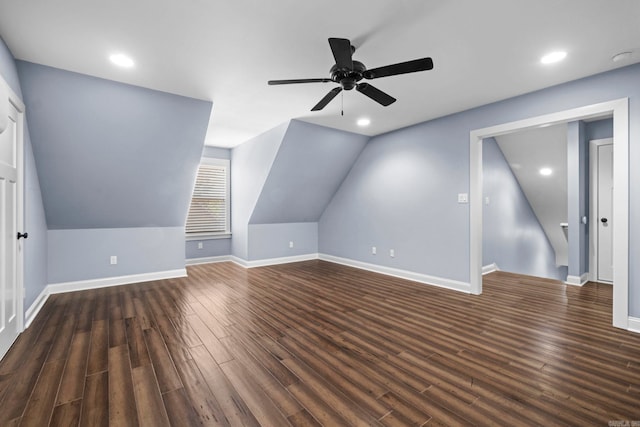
[186,255,232,266]
[319,253,470,293]
[482,263,499,275]
[565,273,589,286]
[231,253,319,268]
[22,269,187,330]
[628,317,640,334]
[24,287,50,329]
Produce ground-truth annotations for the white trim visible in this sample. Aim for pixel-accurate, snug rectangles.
[24,287,49,329]
[186,255,232,266]
[21,269,187,332]
[565,273,589,287]
[231,254,319,268]
[0,75,26,342]
[319,254,471,293]
[628,317,640,334]
[482,263,499,275]
[470,98,629,329]
[48,269,187,294]
[589,138,613,283]
[185,233,231,241]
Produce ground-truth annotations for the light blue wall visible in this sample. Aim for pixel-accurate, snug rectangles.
[250,120,369,224]
[319,62,640,316]
[231,123,288,259]
[567,121,589,277]
[586,118,613,141]
[17,61,212,284]
[232,120,368,262]
[16,61,212,229]
[248,223,318,260]
[185,238,231,259]
[48,227,185,283]
[0,37,48,311]
[483,138,565,280]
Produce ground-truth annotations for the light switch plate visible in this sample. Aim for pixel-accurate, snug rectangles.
[458,193,469,203]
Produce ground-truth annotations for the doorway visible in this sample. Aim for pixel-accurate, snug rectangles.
[0,77,25,360]
[469,98,629,330]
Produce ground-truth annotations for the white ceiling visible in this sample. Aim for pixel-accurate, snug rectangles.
[1,0,639,148]
[495,124,569,267]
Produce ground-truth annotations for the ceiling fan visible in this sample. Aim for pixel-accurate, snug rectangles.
[268,37,434,111]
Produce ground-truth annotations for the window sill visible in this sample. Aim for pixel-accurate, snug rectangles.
[186,233,232,241]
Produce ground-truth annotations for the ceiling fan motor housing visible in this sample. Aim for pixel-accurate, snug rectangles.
[331,60,366,90]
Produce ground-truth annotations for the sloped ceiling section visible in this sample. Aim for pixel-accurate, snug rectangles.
[495,124,569,266]
[17,61,212,229]
[249,120,369,224]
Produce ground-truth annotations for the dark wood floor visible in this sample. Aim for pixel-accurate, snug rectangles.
[1,261,639,426]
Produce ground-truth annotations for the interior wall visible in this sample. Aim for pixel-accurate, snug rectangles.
[230,123,288,259]
[0,37,48,311]
[17,61,212,284]
[48,227,185,284]
[319,62,640,317]
[482,137,565,280]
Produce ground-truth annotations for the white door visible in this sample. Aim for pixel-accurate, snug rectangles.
[596,143,613,282]
[0,99,20,360]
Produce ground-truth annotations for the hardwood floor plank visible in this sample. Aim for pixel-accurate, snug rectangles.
[19,359,65,426]
[143,327,182,393]
[125,317,151,369]
[49,400,81,427]
[173,356,232,426]
[108,345,139,427]
[79,371,108,427]
[86,319,108,375]
[56,331,91,405]
[131,365,171,427]
[189,345,260,426]
[162,387,202,427]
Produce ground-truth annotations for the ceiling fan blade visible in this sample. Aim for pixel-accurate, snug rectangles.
[328,38,353,70]
[356,83,396,106]
[311,87,342,111]
[363,57,434,79]
[268,78,333,85]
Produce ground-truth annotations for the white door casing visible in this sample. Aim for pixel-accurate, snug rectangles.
[470,98,629,330]
[590,139,613,283]
[0,77,25,361]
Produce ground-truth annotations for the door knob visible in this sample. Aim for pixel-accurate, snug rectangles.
[17,232,28,239]
[600,218,608,224]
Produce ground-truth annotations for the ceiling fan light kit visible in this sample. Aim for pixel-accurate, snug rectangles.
[268,37,434,111]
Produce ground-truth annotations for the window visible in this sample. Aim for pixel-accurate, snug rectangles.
[186,158,230,237]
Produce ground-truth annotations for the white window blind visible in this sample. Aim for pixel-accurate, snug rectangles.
[186,160,229,234]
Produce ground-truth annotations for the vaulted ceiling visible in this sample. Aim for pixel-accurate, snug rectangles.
[1,0,639,147]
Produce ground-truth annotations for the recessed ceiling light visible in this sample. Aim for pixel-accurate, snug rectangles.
[109,53,135,68]
[539,167,553,176]
[357,118,371,127]
[540,51,567,65]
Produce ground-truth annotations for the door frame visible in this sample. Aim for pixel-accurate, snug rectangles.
[469,98,629,330]
[0,74,25,335]
[589,138,613,284]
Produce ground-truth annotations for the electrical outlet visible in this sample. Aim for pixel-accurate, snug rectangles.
[110,255,118,265]
[197,242,203,249]
[372,246,377,255]
[390,249,395,258]
[485,196,490,205]
[289,241,294,248]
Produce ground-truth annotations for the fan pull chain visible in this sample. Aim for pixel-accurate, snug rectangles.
[341,90,344,116]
